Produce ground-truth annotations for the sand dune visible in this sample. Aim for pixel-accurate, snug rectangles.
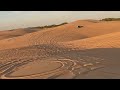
[59,31,120,49]
[0,20,120,50]
[0,20,120,79]
[0,28,39,40]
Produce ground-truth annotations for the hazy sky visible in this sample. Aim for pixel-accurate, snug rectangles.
[0,11,120,30]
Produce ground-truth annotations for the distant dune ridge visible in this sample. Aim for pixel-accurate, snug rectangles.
[0,19,120,79]
[0,28,39,40]
[0,22,68,41]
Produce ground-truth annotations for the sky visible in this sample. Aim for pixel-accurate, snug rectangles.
[0,11,120,30]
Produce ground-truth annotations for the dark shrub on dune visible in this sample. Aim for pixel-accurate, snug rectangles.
[78,26,83,28]
[101,18,120,21]
[28,22,68,29]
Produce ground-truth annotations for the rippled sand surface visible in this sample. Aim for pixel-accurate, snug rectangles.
[0,20,120,79]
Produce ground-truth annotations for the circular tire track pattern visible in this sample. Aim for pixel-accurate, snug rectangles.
[0,45,104,79]
[0,59,79,79]
[0,58,103,79]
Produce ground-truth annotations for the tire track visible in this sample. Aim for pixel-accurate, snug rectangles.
[0,58,82,79]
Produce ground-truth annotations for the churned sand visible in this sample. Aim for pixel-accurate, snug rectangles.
[0,20,120,79]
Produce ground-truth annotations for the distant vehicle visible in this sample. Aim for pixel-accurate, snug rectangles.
[78,26,83,28]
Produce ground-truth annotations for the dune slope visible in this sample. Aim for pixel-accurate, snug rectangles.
[0,20,120,50]
[0,20,120,79]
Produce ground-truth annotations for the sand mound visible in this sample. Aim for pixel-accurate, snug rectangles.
[0,20,120,50]
[0,28,39,40]
[59,31,120,49]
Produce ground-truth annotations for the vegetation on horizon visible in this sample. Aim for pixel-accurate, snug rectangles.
[28,22,68,29]
[101,18,120,21]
